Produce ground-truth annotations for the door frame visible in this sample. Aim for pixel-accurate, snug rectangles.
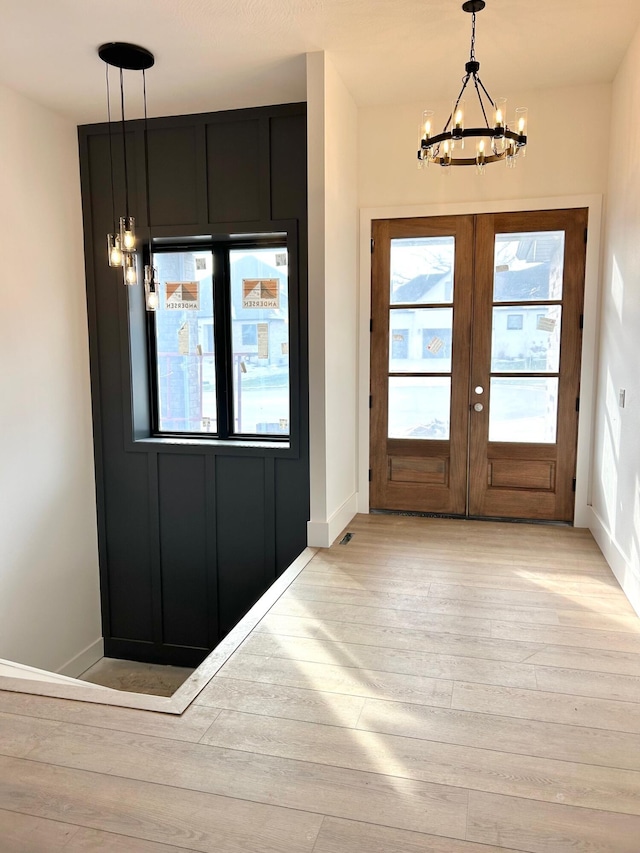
[358,194,603,527]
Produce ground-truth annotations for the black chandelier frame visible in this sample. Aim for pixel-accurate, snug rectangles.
[418,0,527,167]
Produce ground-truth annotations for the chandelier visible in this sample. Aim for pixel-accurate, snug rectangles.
[99,42,159,310]
[418,0,528,172]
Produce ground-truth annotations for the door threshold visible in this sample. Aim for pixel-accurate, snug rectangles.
[370,509,572,526]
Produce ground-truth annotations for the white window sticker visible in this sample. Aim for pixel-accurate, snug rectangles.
[426,336,444,354]
[178,322,190,354]
[257,323,269,359]
[537,316,557,332]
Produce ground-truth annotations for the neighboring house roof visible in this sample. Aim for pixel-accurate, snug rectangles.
[393,261,553,303]
[494,262,552,301]
[392,272,451,303]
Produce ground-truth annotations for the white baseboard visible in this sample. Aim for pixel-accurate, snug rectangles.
[57,638,104,678]
[588,506,640,618]
[307,493,358,548]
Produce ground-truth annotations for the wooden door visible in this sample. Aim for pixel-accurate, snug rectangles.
[468,209,587,520]
[369,208,587,522]
[370,216,474,514]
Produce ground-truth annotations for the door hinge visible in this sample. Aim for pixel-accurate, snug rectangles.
[369,394,373,409]
[575,397,580,412]
[579,314,584,330]
[368,468,372,482]
[370,318,373,333]
[371,237,375,253]
[572,477,577,492]
[584,227,588,244]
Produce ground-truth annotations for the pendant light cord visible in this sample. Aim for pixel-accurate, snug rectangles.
[119,67,130,219]
[106,66,117,232]
[143,68,153,268]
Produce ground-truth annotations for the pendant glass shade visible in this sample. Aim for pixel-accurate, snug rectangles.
[144,264,159,311]
[123,253,137,286]
[120,215,136,253]
[107,233,123,267]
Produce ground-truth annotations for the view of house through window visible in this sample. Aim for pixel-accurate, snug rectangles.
[153,241,290,438]
[387,235,455,439]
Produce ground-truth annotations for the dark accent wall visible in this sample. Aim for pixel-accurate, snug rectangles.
[79,103,308,667]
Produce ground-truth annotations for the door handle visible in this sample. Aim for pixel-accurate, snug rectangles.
[473,402,484,412]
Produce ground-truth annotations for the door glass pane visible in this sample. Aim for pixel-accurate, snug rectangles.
[489,377,559,443]
[491,305,562,373]
[388,377,450,440]
[390,237,454,305]
[494,231,565,301]
[390,308,453,373]
[229,246,290,436]
[155,250,216,433]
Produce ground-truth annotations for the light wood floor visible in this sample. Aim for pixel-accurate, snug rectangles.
[2,514,640,852]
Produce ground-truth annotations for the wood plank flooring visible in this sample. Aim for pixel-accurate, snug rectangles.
[1,514,640,852]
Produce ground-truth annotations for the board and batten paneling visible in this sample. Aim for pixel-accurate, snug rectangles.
[79,103,309,666]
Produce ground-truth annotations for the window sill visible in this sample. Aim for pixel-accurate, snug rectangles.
[128,434,294,457]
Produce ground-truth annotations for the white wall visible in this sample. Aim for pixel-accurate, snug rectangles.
[0,82,102,674]
[307,52,359,546]
[589,25,640,616]
[359,83,611,208]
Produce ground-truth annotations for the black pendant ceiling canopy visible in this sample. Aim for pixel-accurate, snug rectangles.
[98,42,155,71]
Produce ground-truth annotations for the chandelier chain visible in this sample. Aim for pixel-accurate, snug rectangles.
[469,11,477,60]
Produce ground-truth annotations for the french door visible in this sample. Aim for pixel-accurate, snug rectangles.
[369,208,587,522]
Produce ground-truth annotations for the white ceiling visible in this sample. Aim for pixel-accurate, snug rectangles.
[1,0,639,123]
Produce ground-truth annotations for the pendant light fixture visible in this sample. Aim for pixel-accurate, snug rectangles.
[417,0,528,171]
[98,42,155,288]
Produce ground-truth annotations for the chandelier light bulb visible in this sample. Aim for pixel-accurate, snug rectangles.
[516,107,528,142]
[442,139,452,167]
[476,140,486,174]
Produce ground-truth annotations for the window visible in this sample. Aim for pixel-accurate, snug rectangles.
[506,313,524,330]
[150,238,290,439]
[241,324,258,347]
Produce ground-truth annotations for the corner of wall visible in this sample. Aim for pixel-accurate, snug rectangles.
[57,638,104,678]
[588,507,640,618]
[307,493,359,548]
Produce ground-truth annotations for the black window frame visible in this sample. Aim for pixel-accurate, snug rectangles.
[146,232,292,443]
